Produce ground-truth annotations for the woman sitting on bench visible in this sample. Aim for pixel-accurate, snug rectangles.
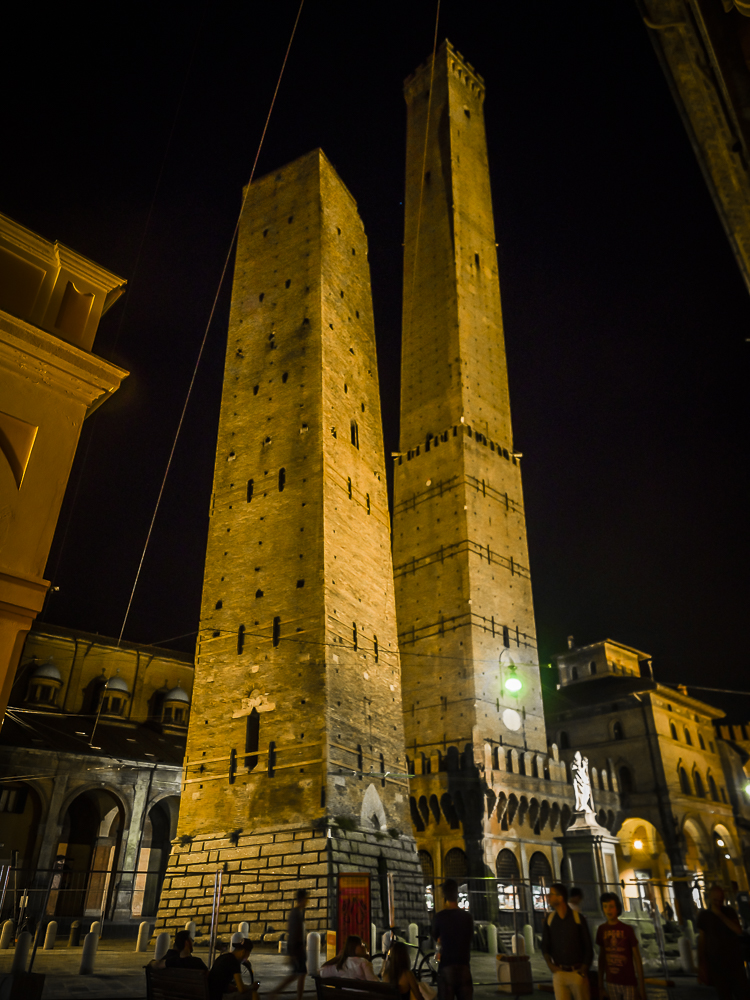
[320,935,379,982]
[382,942,421,1000]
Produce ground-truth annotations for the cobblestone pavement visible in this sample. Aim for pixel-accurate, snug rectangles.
[0,942,717,1000]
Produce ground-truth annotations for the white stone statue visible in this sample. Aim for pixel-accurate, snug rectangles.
[571,750,594,813]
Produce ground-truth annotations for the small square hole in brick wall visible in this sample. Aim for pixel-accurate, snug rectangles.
[256,589,264,598]
[297,580,305,588]
[253,385,259,395]
[263,228,268,237]
[259,293,264,302]
[285,279,291,288]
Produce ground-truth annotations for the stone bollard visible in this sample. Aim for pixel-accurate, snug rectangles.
[89,921,101,938]
[11,931,32,973]
[307,931,320,976]
[238,921,250,936]
[68,921,81,947]
[408,923,418,946]
[511,933,525,956]
[44,921,58,950]
[0,920,14,949]
[80,931,98,974]
[678,935,695,973]
[185,920,197,938]
[154,931,170,961]
[523,924,535,956]
[136,922,150,952]
[487,923,498,957]
[371,923,377,956]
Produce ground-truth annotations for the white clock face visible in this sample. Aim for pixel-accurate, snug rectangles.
[502,708,522,732]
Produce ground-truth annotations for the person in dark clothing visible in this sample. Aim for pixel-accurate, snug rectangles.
[697,885,750,1000]
[596,892,645,1000]
[541,883,593,1000]
[164,930,208,969]
[208,939,255,1000]
[432,878,473,1000]
[270,888,308,1000]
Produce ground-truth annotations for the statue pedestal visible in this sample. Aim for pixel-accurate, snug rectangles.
[556,811,621,913]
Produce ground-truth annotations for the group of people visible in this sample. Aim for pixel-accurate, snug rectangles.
[157,877,750,1000]
[542,882,750,1000]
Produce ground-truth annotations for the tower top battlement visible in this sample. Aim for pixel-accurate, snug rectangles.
[404,39,485,99]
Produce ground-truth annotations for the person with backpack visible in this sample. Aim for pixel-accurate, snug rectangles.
[541,883,593,1000]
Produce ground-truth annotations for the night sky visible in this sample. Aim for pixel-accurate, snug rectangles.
[5,2,748,713]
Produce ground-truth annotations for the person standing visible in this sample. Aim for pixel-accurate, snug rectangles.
[596,893,645,1000]
[271,889,309,1000]
[541,883,593,1000]
[432,878,473,1000]
[697,885,750,1000]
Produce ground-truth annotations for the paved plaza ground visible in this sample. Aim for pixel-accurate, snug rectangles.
[0,940,719,1000]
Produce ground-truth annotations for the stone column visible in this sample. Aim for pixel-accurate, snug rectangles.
[112,769,153,921]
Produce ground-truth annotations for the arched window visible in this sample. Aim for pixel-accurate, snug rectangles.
[590,661,597,675]
[679,767,692,795]
[571,666,578,681]
[613,721,624,740]
[708,774,719,801]
[418,850,433,881]
[350,420,359,449]
[684,728,692,746]
[619,766,633,795]
[529,851,553,910]
[699,733,706,750]
[444,847,468,879]
[694,771,706,798]
[496,849,519,910]
[670,722,678,740]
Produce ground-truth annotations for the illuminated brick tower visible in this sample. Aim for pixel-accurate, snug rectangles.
[156,150,423,940]
[394,43,573,895]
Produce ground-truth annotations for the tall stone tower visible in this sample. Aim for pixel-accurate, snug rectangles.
[157,150,423,940]
[394,43,572,897]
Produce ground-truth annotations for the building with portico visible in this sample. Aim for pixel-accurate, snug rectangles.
[0,623,192,927]
[548,637,747,920]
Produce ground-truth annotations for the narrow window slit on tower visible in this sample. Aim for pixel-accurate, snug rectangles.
[374,636,378,662]
[503,626,510,649]
[263,229,268,237]
[259,293,264,302]
[353,623,358,650]
[278,468,286,492]
[366,493,370,514]
[285,279,291,288]
[247,480,254,502]
[380,753,386,787]
[253,385,259,395]
[347,477,352,499]
[272,616,281,647]
[215,600,222,610]
[282,372,288,383]
[237,624,246,655]
[245,709,259,770]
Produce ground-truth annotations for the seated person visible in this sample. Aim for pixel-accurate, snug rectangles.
[320,935,379,981]
[164,930,208,969]
[382,941,421,1000]
[208,938,258,1000]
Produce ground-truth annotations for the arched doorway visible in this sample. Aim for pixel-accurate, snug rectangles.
[133,797,178,917]
[529,851,553,913]
[496,848,520,915]
[55,789,124,918]
[616,818,671,914]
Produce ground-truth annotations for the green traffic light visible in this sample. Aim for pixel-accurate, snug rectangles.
[505,676,522,693]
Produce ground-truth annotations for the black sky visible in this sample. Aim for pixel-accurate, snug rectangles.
[4,2,748,709]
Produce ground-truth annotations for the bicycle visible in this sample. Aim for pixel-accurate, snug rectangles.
[371,927,439,984]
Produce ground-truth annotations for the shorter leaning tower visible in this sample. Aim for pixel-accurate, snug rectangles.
[156,150,424,941]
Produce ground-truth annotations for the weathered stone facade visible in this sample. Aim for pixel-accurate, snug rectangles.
[156,149,424,939]
[393,41,573,901]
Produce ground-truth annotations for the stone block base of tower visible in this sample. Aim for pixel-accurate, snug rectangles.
[155,823,427,942]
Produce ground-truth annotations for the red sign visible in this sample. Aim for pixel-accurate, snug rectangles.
[337,872,371,951]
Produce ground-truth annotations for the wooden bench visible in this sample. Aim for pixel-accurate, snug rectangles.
[145,965,210,1000]
[314,975,401,1000]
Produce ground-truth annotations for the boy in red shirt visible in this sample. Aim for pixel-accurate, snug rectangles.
[596,893,645,1000]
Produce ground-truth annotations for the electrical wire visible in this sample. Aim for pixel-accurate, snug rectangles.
[117,0,306,647]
